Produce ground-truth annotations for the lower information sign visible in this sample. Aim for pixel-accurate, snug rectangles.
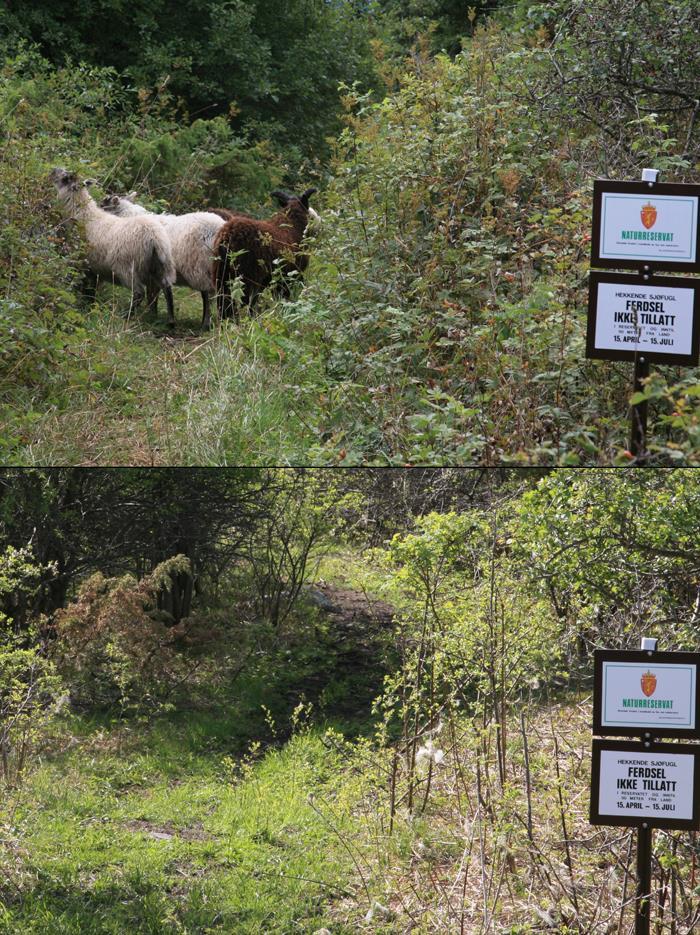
[590,740,700,830]
[586,271,700,365]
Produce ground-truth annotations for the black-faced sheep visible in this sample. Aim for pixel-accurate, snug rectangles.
[50,168,176,322]
[212,188,319,322]
[101,194,226,329]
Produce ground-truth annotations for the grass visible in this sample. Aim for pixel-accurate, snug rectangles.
[0,715,361,934]
[15,285,319,466]
[5,682,699,932]
[0,589,396,934]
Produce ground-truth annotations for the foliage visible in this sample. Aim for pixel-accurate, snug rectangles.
[535,0,699,175]
[369,510,563,812]
[4,469,700,929]
[54,556,213,713]
[263,23,653,464]
[513,468,700,652]
[243,470,361,628]
[2,2,700,462]
[0,0,379,166]
[0,546,63,786]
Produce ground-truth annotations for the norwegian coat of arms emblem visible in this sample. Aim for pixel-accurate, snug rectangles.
[641,670,657,697]
[640,202,658,230]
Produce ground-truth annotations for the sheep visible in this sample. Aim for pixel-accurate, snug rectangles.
[50,168,176,322]
[100,194,230,329]
[212,188,319,322]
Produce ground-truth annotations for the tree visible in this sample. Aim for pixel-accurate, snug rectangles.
[0,0,378,163]
[0,469,271,625]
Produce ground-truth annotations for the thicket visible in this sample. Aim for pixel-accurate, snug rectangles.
[0,546,63,786]
[2,1,700,463]
[319,468,700,929]
[268,0,699,464]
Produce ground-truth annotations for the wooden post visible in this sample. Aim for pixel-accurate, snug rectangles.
[635,822,652,935]
[628,168,659,465]
[630,354,650,463]
[635,636,656,935]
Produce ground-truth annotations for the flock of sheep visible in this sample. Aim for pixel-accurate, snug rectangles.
[49,167,320,329]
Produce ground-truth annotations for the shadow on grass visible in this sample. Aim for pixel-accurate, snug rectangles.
[0,872,227,934]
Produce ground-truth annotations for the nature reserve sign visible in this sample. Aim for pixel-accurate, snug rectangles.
[586,272,700,364]
[591,180,700,273]
[590,641,700,930]
[585,176,700,459]
[593,650,700,738]
[590,741,700,831]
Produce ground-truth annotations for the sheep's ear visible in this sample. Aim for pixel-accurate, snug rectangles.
[300,188,318,207]
[126,191,139,201]
[271,190,290,206]
[83,178,98,188]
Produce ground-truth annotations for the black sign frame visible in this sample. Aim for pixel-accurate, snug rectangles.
[590,739,700,831]
[591,179,700,274]
[585,271,700,365]
[593,649,700,739]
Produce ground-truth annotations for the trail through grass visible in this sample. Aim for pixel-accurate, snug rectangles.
[17,288,317,466]
[0,715,363,934]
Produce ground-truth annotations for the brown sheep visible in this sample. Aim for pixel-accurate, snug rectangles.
[212,188,318,321]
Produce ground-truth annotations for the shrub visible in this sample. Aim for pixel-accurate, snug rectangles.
[0,545,63,786]
[55,555,215,714]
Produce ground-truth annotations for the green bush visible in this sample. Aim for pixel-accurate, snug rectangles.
[0,545,63,786]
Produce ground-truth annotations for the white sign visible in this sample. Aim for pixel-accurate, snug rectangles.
[597,749,695,821]
[601,661,697,730]
[593,280,695,356]
[599,192,698,263]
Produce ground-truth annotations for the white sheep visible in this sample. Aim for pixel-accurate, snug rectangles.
[101,194,226,330]
[50,168,176,322]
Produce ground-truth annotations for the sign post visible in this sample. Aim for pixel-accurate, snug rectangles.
[587,170,700,463]
[590,639,700,934]
[630,355,650,463]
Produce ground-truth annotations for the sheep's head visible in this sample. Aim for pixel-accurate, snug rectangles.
[49,167,80,193]
[100,194,122,212]
[49,167,94,214]
[271,188,317,209]
[101,193,147,217]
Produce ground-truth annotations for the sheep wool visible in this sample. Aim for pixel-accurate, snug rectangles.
[213,187,318,322]
[50,168,176,321]
[102,195,226,329]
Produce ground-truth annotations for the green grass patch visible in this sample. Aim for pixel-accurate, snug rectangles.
[0,720,361,934]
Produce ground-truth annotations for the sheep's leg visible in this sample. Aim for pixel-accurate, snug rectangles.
[163,285,175,327]
[201,292,212,330]
[82,270,98,307]
[127,290,145,320]
[146,286,160,317]
[246,284,261,315]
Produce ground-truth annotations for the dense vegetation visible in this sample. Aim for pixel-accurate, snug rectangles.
[1,0,699,464]
[3,467,700,931]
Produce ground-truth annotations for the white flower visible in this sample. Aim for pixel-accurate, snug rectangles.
[365,901,394,923]
[415,739,446,769]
